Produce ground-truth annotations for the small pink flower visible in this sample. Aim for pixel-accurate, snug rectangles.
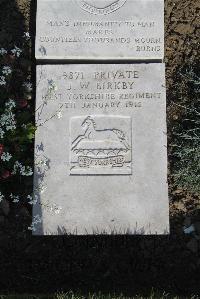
[0,144,4,156]
[2,170,11,179]
[19,99,28,108]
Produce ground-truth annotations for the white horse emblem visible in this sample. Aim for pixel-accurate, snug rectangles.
[72,116,130,152]
[70,115,132,175]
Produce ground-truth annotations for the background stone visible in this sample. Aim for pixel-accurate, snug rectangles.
[35,0,164,60]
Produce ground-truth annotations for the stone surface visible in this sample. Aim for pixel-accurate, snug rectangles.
[33,63,169,235]
[35,0,164,61]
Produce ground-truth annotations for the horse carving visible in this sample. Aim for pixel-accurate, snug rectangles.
[71,116,130,152]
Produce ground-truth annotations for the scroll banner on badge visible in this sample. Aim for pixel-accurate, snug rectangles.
[78,155,125,168]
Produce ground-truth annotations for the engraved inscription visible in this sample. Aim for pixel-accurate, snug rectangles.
[78,155,125,168]
[70,115,132,175]
[76,0,127,15]
[39,67,162,113]
[38,21,161,49]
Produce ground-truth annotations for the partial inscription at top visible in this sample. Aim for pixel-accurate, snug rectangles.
[35,0,164,60]
[76,0,127,15]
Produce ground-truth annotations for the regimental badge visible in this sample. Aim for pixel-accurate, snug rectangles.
[70,115,132,175]
[75,0,127,15]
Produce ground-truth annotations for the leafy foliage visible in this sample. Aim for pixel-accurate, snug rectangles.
[0,37,35,211]
[171,65,200,193]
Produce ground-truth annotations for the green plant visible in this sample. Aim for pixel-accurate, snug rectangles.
[0,37,35,229]
[171,65,200,194]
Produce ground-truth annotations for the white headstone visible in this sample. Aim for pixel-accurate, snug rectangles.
[35,0,164,61]
[33,63,169,235]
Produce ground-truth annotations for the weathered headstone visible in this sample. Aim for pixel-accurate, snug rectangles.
[35,0,164,60]
[33,63,169,235]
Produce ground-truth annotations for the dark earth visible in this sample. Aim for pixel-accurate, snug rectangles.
[0,0,200,296]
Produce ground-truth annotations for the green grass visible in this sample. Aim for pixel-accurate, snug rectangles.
[171,64,200,194]
[0,291,200,299]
